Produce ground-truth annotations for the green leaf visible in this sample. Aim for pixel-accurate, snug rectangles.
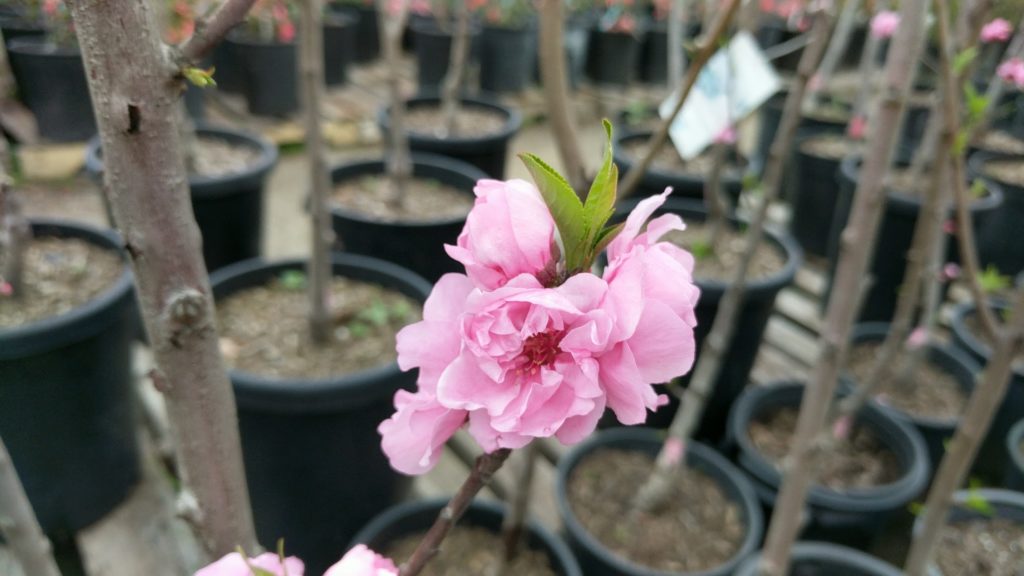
[970,179,987,199]
[953,47,979,77]
[519,152,587,272]
[691,240,714,261]
[953,130,969,156]
[965,482,995,517]
[741,172,761,193]
[279,270,307,291]
[979,264,1011,294]
[908,502,924,516]
[183,66,217,88]
[583,119,619,249]
[592,222,626,257]
[358,301,390,326]
[348,321,370,339]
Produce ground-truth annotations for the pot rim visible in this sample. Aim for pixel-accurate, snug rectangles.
[949,299,1024,378]
[378,94,523,148]
[209,254,432,413]
[555,427,764,576]
[1009,419,1024,479]
[613,131,748,187]
[6,34,80,57]
[734,541,903,576]
[0,219,133,359]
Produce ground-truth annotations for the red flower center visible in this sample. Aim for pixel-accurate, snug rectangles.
[515,330,565,376]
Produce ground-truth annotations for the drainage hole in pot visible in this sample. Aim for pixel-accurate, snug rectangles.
[332,175,473,222]
[384,525,557,576]
[664,224,787,283]
[749,407,901,490]
[405,105,507,140]
[567,449,746,573]
[845,343,967,421]
[935,517,1024,576]
[217,275,422,379]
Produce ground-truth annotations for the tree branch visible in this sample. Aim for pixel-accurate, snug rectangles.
[440,0,468,137]
[538,0,587,192]
[179,0,260,62]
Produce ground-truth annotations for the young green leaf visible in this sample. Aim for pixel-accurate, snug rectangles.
[593,222,626,257]
[691,240,714,261]
[279,270,307,291]
[183,66,217,88]
[953,47,979,77]
[519,152,588,272]
[583,119,619,246]
[979,264,1011,294]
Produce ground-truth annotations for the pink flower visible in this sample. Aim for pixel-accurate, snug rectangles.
[324,545,398,576]
[943,218,957,234]
[380,190,700,474]
[870,11,900,40]
[445,179,556,291]
[847,115,867,140]
[715,126,737,145]
[942,262,961,281]
[195,552,304,576]
[998,57,1024,88]
[981,18,1013,43]
[906,327,928,350]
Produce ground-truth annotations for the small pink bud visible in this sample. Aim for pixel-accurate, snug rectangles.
[981,18,1013,43]
[943,219,957,234]
[870,11,900,40]
[847,115,867,140]
[907,327,928,350]
[998,57,1024,89]
[661,436,685,467]
[808,74,823,92]
[942,262,962,281]
[715,126,737,145]
[832,415,853,440]
[0,281,11,297]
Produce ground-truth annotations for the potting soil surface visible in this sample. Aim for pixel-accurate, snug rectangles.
[216,275,421,379]
[935,517,1024,576]
[405,105,507,139]
[384,525,557,576]
[983,158,1024,188]
[845,342,968,421]
[886,166,999,200]
[749,407,902,490]
[332,175,473,222]
[192,136,263,178]
[567,448,745,572]
[664,223,787,283]
[976,130,1024,156]
[800,133,863,161]
[621,138,747,178]
[0,237,123,328]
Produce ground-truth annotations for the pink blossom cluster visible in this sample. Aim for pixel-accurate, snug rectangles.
[998,57,1024,89]
[981,18,1013,43]
[196,545,398,576]
[870,10,900,40]
[378,180,700,475]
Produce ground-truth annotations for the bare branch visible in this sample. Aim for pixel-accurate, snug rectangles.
[179,0,260,62]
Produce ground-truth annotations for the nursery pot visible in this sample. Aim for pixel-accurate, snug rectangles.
[323,12,357,86]
[586,26,644,86]
[411,19,479,92]
[756,16,803,73]
[331,2,378,63]
[351,498,582,575]
[725,382,931,550]
[210,255,432,575]
[967,151,1024,276]
[7,36,96,142]
[0,220,138,534]
[753,91,848,178]
[212,35,245,94]
[0,14,45,48]
[85,124,279,272]
[637,21,697,85]
[949,300,1024,483]
[555,427,764,576]
[613,131,747,204]
[913,489,1024,576]
[377,95,522,178]
[227,33,298,117]
[1006,419,1024,491]
[790,131,858,258]
[734,542,903,576]
[608,197,801,441]
[329,153,487,282]
[842,323,978,474]
[825,155,1004,323]
[479,23,534,94]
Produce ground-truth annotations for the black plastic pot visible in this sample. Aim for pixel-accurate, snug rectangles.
[967,151,1024,276]
[351,498,582,575]
[790,131,855,258]
[637,21,697,85]
[0,14,45,48]
[586,26,644,86]
[378,95,522,178]
[7,37,96,142]
[606,197,801,442]
[1006,419,1024,490]
[555,427,764,576]
[0,220,138,534]
[753,91,848,178]
[84,124,279,271]
[331,3,378,63]
[914,489,1024,576]
[411,19,479,92]
[479,24,534,94]
[613,131,747,205]
[227,34,298,117]
[843,323,978,473]
[726,382,931,549]
[734,542,903,576]
[324,12,357,86]
[212,34,245,94]
[756,17,803,72]
[329,153,486,282]
[825,155,1004,323]
[210,255,431,575]
[949,300,1024,482]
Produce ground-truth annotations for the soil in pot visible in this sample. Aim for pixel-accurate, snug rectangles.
[845,343,968,422]
[663,223,788,283]
[192,136,263,177]
[566,448,745,573]
[404,105,507,140]
[331,174,473,222]
[384,526,557,576]
[934,517,1024,575]
[800,133,863,160]
[0,236,123,327]
[748,407,901,490]
[216,273,421,379]
[974,130,1024,156]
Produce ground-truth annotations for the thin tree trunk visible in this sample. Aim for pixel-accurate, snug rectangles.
[632,7,834,514]
[848,0,888,138]
[65,0,258,556]
[0,173,29,297]
[538,0,586,192]
[379,0,412,204]
[495,443,537,575]
[0,436,61,576]
[756,1,931,574]
[439,0,468,137]
[299,0,332,344]
[703,140,729,246]
[619,0,741,199]
[805,0,862,112]
[667,0,686,89]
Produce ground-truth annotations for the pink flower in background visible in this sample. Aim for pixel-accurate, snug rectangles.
[715,126,737,145]
[445,179,556,291]
[195,552,304,576]
[943,219,957,234]
[906,327,928,350]
[942,262,962,281]
[409,0,431,15]
[870,10,900,39]
[847,115,867,140]
[324,545,398,576]
[981,18,1013,43]
[42,0,59,15]
[998,57,1024,88]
